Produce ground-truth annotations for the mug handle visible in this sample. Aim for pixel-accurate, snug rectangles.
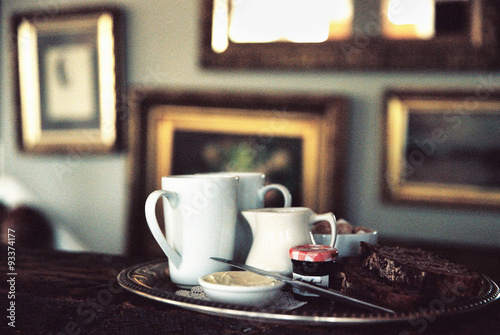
[258,184,292,207]
[309,213,338,248]
[145,190,182,267]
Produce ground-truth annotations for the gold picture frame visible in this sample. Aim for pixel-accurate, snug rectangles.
[383,90,500,210]
[127,89,349,256]
[12,7,126,153]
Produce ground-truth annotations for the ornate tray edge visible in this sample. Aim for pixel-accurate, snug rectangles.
[117,260,500,326]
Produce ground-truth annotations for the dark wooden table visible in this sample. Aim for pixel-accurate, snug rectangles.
[1,245,499,335]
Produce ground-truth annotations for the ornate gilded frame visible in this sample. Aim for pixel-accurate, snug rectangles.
[127,89,349,256]
[383,90,500,210]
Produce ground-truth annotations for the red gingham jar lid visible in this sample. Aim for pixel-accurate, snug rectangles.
[289,244,338,262]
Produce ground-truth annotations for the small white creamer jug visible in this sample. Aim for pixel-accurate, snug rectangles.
[242,207,337,276]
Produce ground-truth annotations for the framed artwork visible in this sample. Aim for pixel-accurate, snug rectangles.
[12,7,126,153]
[383,90,500,210]
[127,89,349,256]
[200,0,500,70]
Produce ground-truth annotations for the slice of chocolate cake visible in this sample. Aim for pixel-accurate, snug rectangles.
[359,242,483,301]
[337,257,427,311]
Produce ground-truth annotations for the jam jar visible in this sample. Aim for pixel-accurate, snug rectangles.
[289,244,338,301]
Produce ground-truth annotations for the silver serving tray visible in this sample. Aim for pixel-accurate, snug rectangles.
[117,260,500,326]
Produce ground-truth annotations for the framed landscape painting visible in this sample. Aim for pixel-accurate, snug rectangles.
[383,90,500,210]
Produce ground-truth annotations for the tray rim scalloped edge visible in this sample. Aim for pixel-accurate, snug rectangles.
[117,260,500,326]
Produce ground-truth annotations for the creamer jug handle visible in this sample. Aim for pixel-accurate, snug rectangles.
[309,212,338,248]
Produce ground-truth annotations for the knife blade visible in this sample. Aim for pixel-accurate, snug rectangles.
[210,257,395,314]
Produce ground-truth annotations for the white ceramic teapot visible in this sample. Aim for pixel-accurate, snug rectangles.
[242,207,337,276]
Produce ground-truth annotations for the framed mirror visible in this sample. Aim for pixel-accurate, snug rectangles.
[200,0,500,70]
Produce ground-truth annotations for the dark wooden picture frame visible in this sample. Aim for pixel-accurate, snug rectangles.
[200,0,500,71]
[12,6,126,154]
[383,89,500,210]
[127,88,349,256]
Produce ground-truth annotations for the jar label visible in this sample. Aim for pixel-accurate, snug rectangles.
[292,274,329,297]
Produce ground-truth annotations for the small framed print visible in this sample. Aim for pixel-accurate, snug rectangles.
[383,90,500,210]
[12,7,125,153]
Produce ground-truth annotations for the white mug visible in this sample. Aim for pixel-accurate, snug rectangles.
[242,207,337,275]
[145,175,239,288]
[197,172,292,262]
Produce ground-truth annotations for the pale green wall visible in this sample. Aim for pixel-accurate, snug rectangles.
[1,0,499,254]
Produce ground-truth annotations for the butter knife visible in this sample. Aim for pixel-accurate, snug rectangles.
[210,257,395,314]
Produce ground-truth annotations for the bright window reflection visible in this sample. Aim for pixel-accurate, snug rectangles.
[382,0,435,39]
[212,0,353,53]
